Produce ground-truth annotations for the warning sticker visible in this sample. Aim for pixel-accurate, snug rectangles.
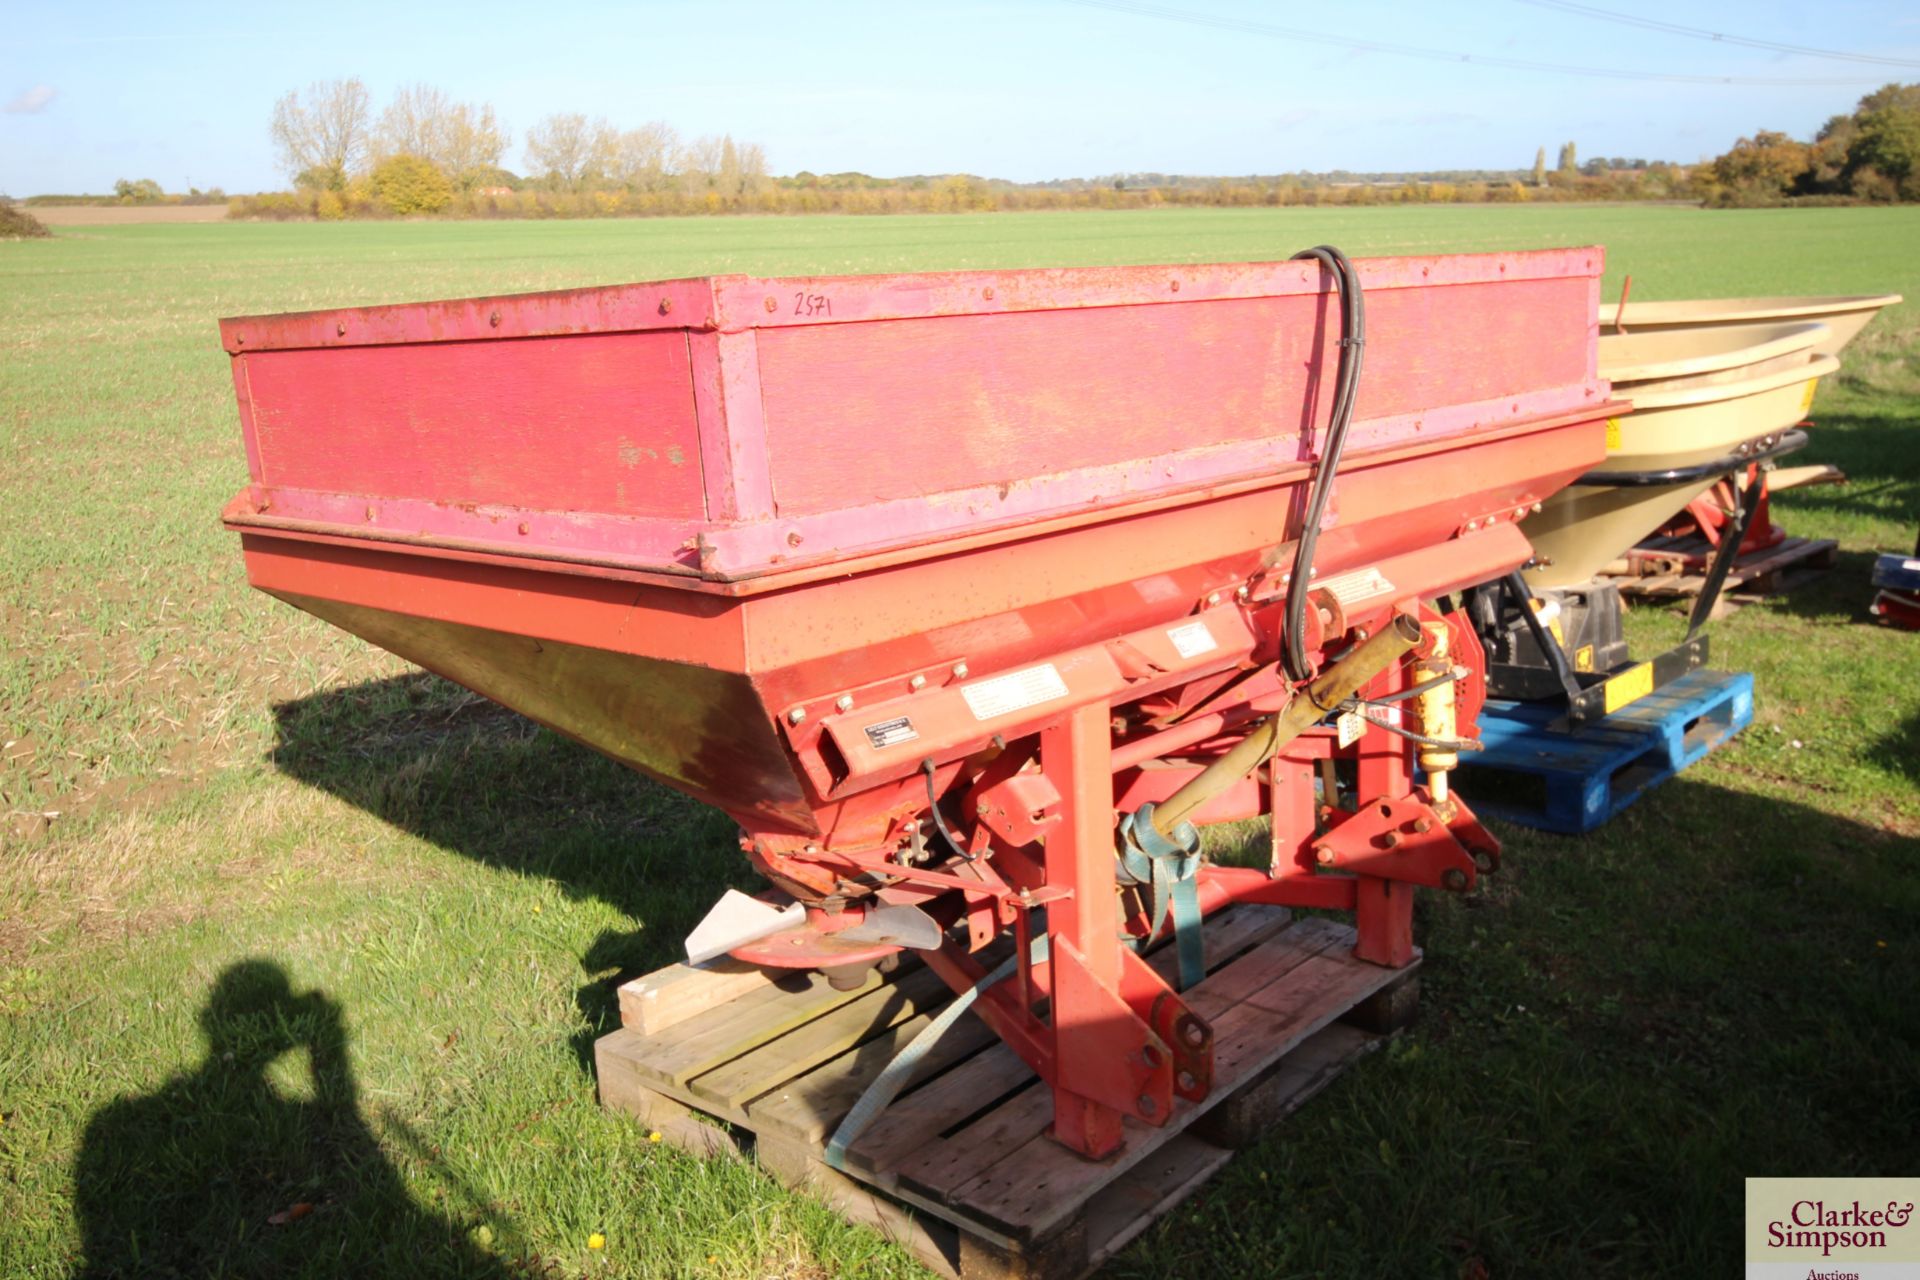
[862,716,919,750]
[1605,417,1623,450]
[1799,378,1818,415]
[1167,621,1217,660]
[961,664,1069,721]
[1603,662,1654,715]
[1316,567,1396,608]
[1336,710,1365,747]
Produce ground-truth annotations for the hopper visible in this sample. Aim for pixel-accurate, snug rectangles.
[1522,321,1835,588]
[223,248,1617,1159]
[1600,292,1902,357]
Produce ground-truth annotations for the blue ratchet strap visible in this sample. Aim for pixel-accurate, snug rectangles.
[824,935,1049,1172]
[1117,802,1206,991]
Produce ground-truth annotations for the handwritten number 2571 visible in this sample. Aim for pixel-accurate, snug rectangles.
[793,292,831,317]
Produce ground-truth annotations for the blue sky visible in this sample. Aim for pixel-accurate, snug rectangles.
[3,0,1918,194]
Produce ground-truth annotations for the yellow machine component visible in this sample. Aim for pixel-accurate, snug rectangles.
[1412,621,1458,806]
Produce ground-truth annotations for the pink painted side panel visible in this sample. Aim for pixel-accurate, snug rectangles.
[754,277,1591,515]
[707,248,1604,331]
[220,278,719,352]
[240,330,704,519]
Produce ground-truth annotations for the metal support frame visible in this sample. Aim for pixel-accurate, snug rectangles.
[743,606,1491,1160]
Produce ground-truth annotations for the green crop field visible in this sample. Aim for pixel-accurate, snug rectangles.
[2,206,1916,1279]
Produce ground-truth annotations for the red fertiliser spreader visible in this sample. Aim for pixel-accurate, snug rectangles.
[221,247,1614,1168]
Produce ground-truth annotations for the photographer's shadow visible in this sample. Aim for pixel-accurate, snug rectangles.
[74,960,513,1278]
[268,673,751,1070]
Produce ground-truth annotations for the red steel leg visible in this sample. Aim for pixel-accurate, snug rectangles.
[1352,664,1419,969]
[1042,701,1128,1159]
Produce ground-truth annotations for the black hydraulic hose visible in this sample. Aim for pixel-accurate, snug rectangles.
[921,758,977,862]
[1283,246,1366,683]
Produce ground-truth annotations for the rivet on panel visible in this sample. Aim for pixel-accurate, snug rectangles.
[835,694,854,713]
[787,531,803,547]
[983,286,995,301]
[517,521,530,535]
[365,505,377,521]
[787,707,807,725]
[489,310,501,327]
[764,296,778,313]
[953,662,970,679]
[336,322,347,336]
[909,674,927,691]
[658,297,674,315]
[1205,592,1220,606]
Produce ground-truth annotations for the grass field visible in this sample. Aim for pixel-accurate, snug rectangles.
[2,205,1916,1279]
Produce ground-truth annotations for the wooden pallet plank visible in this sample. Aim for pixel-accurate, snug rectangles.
[617,957,779,1035]
[856,906,1304,1196]
[1613,534,1837,601]
[1081,1133,1234,1271]
[756,1134,966,1279]
[596,915,1402,1280]
[894,924,1351,1205]
[1191,1021,1380,1148]
[691,965,956,1111]
[639,966,897,1089]
[946,929,1402,1242]
[751,1003,1003,1144]
[790,904,1293,1165]
[595,1028,748,1154]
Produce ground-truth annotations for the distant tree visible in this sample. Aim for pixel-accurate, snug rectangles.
[270,78,371,190]
[611,121,679,191]
[375,85,509,188]
[461,166,522,193]
[1531,146,1546,186]
[1556,141,1577,175]
[370,153,453,214]
[677,134,726,192]
[1710,130,1812,199]
[523,113,616,191]
[718,136,768,195]
[112,178,164,204]
[1846,84,1920,199]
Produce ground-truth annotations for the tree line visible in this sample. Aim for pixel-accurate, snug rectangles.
[238,74,1920,223]
[248,77,769,217]
[1705,83,1920,206]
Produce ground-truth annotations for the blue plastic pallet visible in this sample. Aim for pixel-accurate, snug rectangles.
[1455,668,1754,834]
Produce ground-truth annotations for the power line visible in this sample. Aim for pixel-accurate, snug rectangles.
[1514,0,1920,71]
[1061,0,1890,85]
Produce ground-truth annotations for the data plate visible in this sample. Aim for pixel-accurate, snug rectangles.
[862,716,919,750]
[961,664,1069,721]
[1318,567,1396,608]
[1167,620,1217,659]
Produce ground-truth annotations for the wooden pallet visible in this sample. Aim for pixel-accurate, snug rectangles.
[1603,534,1837,614]
[1454,667,1754,834]
[595,906,1416,1279]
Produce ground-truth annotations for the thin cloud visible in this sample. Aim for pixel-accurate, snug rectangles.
[6,85,56,114]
